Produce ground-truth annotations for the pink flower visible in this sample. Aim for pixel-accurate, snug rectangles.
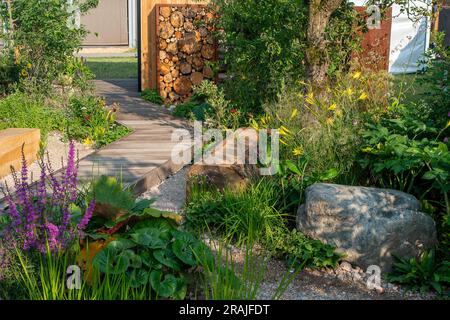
[78,199,95,231]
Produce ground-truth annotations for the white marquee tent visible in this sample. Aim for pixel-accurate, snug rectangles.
[353,0,432,73]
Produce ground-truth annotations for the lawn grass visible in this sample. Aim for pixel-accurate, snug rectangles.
[85,57,138,80]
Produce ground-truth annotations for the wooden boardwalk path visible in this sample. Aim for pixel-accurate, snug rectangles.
[76,80,191,194]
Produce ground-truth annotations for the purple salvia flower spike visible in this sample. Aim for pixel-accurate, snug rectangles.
[78,199,95,231]
[37,160,47,212]
[5,196,21,230]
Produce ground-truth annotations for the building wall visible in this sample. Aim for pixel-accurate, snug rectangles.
[140,0,209,90]
[82,0,130,46]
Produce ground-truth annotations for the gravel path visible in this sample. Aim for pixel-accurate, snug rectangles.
[0,132,94,195]
[138,166,189,213]
[141,165,436,300]
[257,259,435,300]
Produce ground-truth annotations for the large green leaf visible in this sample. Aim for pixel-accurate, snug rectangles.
[90,176,135,212]
[319,168,339,181]
[107,238,136,251]
[172,240,197,266]
[173,276,188,300]
[93,247,130,274]
[149,270,179,298]
[130,228,168,249]
[141,208,183,224]
[132,199,155,213]
[127,269,149,288]
[171,231,203,266]
[284,160,301,175]
[129,251,143,269]
[130,218,176,240]
[153,249,182,271]
[140,251,162,270]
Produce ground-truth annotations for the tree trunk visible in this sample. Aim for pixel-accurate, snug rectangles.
[306,0,344,86]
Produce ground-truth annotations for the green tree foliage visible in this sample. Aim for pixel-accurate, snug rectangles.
[211,0,308,111]
[0,0,98,92]
[210,0,363,112]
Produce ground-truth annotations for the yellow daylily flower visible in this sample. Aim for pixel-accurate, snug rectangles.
[343,88,354,97]
[26,63,32,69]
[358,92,368,100]
[326,117,334,126]
[83,138,94,146]
[352,71,362,80]
[279,139,288,146]
[293,146,304,157]
[21,69,28,77]
[250,119,259,130]
[260,115,271,127]
[290,109,298,119]
[446,120,450,128]
[279,126,292,137]
[305,92,315,105]
[328,103,337,111]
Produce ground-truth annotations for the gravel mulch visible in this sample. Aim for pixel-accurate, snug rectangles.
[138,166,189,213]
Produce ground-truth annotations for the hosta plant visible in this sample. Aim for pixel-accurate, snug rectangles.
[91,213,211,299]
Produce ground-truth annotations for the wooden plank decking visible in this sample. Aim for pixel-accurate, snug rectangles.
[76,80,192,194]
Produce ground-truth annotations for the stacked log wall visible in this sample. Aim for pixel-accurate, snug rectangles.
[156,5,217,104]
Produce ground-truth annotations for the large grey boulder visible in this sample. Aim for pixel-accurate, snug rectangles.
[297,183,437,271]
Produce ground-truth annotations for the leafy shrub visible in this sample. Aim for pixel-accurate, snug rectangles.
[326,2,364,76]
[360,101,450,204]
[141,89,163,105]
[65,95,132,147]
[0,92,64,139]
[0,0,98,93]
[173,101,204,120]
[210,0,308,111]
[173,80,243,129]
[414,32,450,129]
[59,57,95,92]
[265,228,342,269]
[210,0,363,112]
[0,52,19,95]
[387,249,450,295]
